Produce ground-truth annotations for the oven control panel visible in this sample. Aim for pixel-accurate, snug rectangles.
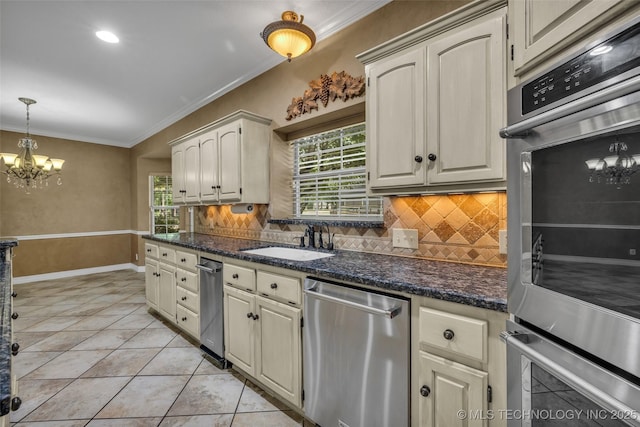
[522,21,640,115]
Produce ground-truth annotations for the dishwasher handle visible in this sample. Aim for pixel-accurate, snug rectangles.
[196,263,221,273]
[304,286,403,319]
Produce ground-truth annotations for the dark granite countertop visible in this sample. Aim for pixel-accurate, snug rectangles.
[144,233,507,312]
[1,238,18,416]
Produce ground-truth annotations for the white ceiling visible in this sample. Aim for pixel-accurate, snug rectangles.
[0,0,390,148]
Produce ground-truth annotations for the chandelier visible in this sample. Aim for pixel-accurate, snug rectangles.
[261,11,316,62]
[0,98,64,191]
[585,140,639,187]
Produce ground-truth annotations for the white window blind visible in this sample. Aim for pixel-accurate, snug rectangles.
[292,123,382,220]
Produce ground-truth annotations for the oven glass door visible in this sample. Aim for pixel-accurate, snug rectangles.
[504,321,640,427]
[525,361,631,426]
[526,127,640,320]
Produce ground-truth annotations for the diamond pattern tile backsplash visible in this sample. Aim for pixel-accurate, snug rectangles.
[194,192,507,267]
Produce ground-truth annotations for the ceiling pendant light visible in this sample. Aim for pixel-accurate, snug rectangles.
[0,98,65,192]
[261,11,316,62]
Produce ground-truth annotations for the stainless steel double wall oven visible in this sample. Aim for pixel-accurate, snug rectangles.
[500,16,640,426]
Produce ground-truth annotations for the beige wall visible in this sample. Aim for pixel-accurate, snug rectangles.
[0,130,132,276]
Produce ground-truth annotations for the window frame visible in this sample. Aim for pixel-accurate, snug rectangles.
[291,122,382,221]
[149,174,180,235]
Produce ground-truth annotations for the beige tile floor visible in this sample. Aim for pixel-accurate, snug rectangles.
[11,270,311,426]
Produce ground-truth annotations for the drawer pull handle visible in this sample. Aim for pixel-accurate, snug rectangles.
[146,249,151,253]
[162,253,167,257]
[420,385,431,397]
[181,278,187,282]
[270,283,278,289]
[443,329,455,341]
[181,296,187,301]
[181,258,186,262]
[232,273,239,279]
[182,317,187,321]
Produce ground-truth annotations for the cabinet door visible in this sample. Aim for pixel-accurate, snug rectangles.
[200,130,219,202]
[255,296,302,408]
[218,122,242,202]
[511,0,626,75]
[144,259,159,310]
[367,47,426,189]
[224,286,255,375]
[426,11,505,185]
[158,262,176,321]
[418,351,488,427]
[171,145,185,203]
[183,138,201,203]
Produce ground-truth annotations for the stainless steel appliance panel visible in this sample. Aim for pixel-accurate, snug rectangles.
[503,320,640,427]
[502,14,640,379]
[303,278,409,427]
[196,258,225,363]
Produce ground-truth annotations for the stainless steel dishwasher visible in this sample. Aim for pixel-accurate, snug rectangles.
[196,258,228,367]
[303,278,409,427]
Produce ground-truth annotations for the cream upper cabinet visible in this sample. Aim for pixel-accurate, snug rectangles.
[170,110,271,205]
[510,0,628,77]
[367,47,426,189]
[199,130,219,201]
[217,121,242,202]
[172,137,200,204]
[358,0,507,195]
[426,11,506,185]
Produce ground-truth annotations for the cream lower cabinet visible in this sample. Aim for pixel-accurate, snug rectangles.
[359,1,507,195]
[144,242,200,338]
[223,263,302,409]
[412,297,508,427]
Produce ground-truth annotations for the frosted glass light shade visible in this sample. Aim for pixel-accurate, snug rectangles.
[50,158,65,171]
[32,154,49,168]
[261,11,316,61]
[1,153,18,166]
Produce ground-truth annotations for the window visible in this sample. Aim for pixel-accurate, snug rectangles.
[150,175,180,234]
[293,123,382,220]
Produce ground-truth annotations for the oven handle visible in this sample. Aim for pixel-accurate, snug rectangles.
[501,331,640,426]
[499,74,640,139]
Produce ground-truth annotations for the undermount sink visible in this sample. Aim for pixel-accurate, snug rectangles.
[242,246,335,262]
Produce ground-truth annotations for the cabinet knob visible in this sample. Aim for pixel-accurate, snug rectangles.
[181,258,186,262]
[247,312,253,319]
[11,292,17,298]
[270,283,278,289]
[11,396,22,411]
[232,273,239,279]
[181,296,187,301]
[443,329,455,341]
[147,249,151,253]
[253,314,259,321]
[414,155,423,163]
[162,253,167,257]
[182,317,187,321]
[428,153,437,161]
[11,343,19,356]
[11,312,19,320]
[420,385,431,397]
[181,277,187,282]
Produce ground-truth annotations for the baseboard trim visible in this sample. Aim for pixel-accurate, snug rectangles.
[14,263,144,284]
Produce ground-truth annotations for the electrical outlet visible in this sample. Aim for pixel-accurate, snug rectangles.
[499,230,507,254]
[393,228,418,249]
[631,249,637,256]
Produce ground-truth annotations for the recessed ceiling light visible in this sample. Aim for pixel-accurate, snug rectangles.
[96,30,119,44]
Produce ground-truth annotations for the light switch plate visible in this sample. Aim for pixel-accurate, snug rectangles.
[499,230,507,254]
[393,228,419,249]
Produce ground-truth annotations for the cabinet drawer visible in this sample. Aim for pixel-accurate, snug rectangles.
[257,271,301,305]
[224,263,256,292]
[158,246,176,264]
[176,250,198,271]
[177,286,199,313]
[419,307,487,363]
[176,269,198,294]
[176,305,199,338]
[145,243,159,259]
